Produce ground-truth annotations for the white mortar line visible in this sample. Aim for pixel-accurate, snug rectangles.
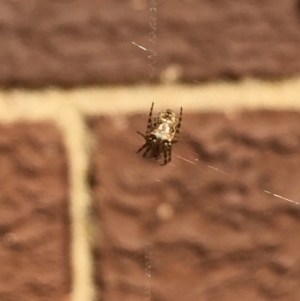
[2,79,300,117]
[70,78,300,114]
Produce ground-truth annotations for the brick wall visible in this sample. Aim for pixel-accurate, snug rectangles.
[1,84,300,301]
[1,1,300,301]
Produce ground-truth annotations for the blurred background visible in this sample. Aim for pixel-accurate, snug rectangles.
[1,1,300,301]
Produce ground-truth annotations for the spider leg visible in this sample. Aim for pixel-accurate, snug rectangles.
[168,145,172,164]
[136,102,154,142]
[142,145,152,158]
[136,142,148,154]
[136,131,146,139]
[173,107,183,143]
[136,129,148,153]
[145,102,154,136]
[160,142,171,166]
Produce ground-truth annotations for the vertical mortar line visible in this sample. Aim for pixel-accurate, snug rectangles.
[56,100,96,301]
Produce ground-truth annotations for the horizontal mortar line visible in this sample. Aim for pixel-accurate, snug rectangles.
[74,78,300,114]
[1,78,300,117]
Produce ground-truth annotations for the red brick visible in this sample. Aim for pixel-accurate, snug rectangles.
[90,111,300,301]
[0,0,300,86]
[0,122,70,301]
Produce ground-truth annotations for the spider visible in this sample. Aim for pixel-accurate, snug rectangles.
[136,102,183,166]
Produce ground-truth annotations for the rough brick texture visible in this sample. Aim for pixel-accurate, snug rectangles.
[90,111,300,301]
[0,123,70,301]
[0,0,300,86]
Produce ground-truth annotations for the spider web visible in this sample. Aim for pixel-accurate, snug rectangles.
[129,2,300,301]
[133,7,300,196]
[124,108,300,301]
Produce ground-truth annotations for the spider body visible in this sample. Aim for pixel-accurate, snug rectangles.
[136,103,183,166]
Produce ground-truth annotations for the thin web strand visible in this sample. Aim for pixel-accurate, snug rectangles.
[176,152,300,207]
[144,1,158,300]
[263,190,300,206]
[132,41,148,51]
[144,243,152,301]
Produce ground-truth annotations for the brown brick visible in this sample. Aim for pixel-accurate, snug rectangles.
[0,123,70,301]
[90,111,300,301]
[1,0,300,86]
